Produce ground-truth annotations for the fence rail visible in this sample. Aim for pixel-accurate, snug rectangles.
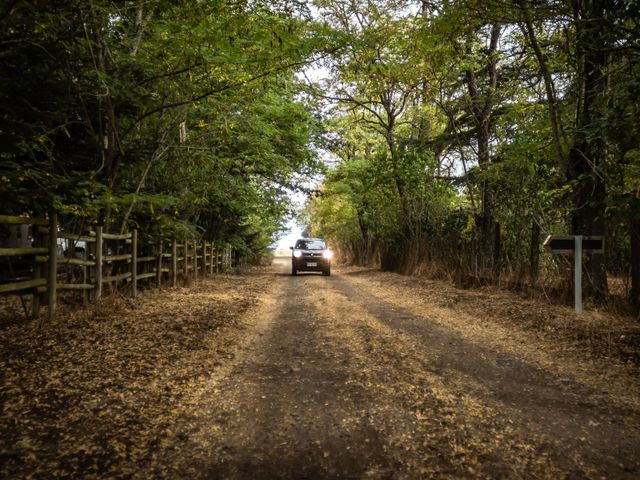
[0,213,237,323]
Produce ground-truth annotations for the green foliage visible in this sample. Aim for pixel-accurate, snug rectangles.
[0,0,324,259]
[305,0,640,298]
[2,0,639,295]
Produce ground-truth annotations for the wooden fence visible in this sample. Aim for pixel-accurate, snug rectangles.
[0,213,236,323]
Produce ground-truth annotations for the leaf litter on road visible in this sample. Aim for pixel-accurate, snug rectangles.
[1,264,639,478]
[0,272,272,478]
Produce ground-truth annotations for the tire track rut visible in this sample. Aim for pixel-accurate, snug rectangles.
[138,264,640,478]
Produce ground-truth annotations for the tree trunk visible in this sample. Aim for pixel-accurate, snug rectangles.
[519,1,566,173]
[630,215,640,310]
[380,241,400,272]
[356,206,371,265]
[465,24,501,282]
[567,0,609,298]
[529,221,540,286]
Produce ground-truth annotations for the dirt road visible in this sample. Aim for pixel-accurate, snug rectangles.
[2,258,640,478]
[140,257,640,479]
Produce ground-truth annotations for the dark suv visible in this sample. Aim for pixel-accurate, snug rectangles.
[290,238,333,276]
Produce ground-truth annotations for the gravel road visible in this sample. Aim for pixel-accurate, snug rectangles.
[141,257,640,479]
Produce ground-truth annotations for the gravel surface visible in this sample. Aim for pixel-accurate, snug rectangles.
[1,257,639,478]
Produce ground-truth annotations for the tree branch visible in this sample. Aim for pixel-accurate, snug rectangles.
[128,54,329,137]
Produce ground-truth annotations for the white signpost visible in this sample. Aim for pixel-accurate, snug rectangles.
[574,235,582,314]
[543,235,604,314]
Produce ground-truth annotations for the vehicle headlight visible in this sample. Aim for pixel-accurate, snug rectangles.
[293,250,302,258]
[323,250,334,259]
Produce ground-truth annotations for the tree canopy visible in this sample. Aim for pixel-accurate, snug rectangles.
[304,0,640,307]
[1,0,329,254]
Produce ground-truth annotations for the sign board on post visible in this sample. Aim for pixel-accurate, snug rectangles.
[543,235,604,254]
[543,234,605,314]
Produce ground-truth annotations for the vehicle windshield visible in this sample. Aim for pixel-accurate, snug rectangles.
[295,239,326,250]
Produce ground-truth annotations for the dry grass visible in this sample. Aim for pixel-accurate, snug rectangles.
[342,266,640,410]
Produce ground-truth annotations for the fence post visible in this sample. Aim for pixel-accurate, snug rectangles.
[82,239,89,306]
[46,212,58,323]
[131,230,138,298]
[172,238,177,287]
[204,242,209,276]
[194,239,198,281]
[183,236,188,280]
[222,244,226,272]
[31,225,42,318]
[210,242,214,275]
[202,242,207,276]
[95,226,103,300]
[157,236,163,288]
[203,241,207,276]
